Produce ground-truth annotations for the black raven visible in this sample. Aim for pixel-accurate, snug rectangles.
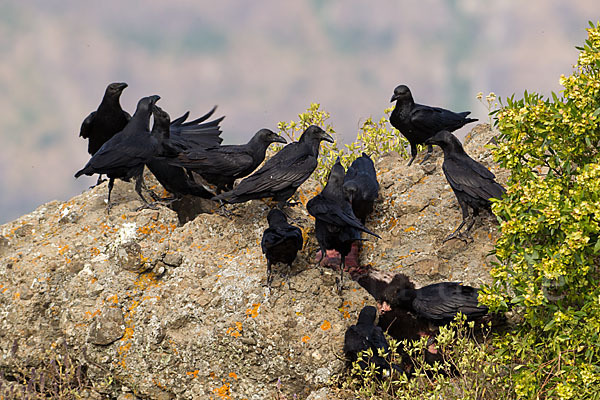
[306,158,380,292]
[343,306,395,376]
[80,82,131,185]
[213,125,334,206]
[379,273,488,325]
[170,129,286,194]
[343,152,379,224]
[390,85,478,166]
[75,95,161,212]
[425,130,505,241]
[145,105,216,201]
[261,209,303,289]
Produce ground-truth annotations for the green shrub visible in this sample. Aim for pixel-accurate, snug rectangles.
[277,103,409,186]
[481,21,600,398]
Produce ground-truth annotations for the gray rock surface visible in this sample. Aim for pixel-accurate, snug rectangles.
[0,124,505,399]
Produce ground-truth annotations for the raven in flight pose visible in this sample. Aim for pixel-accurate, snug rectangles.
[344,306,396,376]
[379,273,488,325]
[390,85,477,166]
[146,105,216,201]
[213,125,334,207]
[307,158,380,292]
[261,209,303,289]
[75,95,161,212]
[425,130,505,241]
[170,128,286,194]
[343,152,379,224]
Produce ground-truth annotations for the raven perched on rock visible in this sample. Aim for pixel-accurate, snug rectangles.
[307,158,380,292]
[261,209,303,289]
[343,306,395,375]
[80,82,131,185]
[390,85,477,166]
[343,153,379,224]
[213,125,334,206]
[425,130,505,241]
[75,95,161,212]
[146,105,216,201]
[379,273,488,325]
[170,128,286,194]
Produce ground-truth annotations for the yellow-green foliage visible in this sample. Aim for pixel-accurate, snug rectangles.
[342,315,514,400]
[481,21,600,398]
[277,103,409,186]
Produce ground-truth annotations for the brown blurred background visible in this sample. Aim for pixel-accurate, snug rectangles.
[0,0,598,224]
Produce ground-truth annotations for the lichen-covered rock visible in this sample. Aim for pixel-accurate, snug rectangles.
[0,125,505,399]
[88,307,126,345]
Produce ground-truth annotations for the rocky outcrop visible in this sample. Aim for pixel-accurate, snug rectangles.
[0,124,506,399]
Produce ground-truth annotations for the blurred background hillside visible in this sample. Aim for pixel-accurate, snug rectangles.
[0,0,598,224]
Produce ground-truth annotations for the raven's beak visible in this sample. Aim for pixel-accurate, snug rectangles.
[390,94,399,102]
[150,95,161,104]
[321,132,335,143]
[273,135,287,144]
[117,82,128,91]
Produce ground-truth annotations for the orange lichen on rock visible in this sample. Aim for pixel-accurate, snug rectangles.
[245,303,260,318]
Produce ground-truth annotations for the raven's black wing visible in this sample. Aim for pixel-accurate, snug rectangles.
[413,282,488,322]
[79,111,96,138]
[411,105,474,133]
[443,156,505,201]
[230,150,316,195]
[79,132,155,173]
[172,146,254,176]
[261,225,302,253]
[307,195,380,238]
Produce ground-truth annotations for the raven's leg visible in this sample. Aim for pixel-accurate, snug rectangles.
[134,175,158,211]
[266,261,273,289]
[407,143,418,166]
[106,178,115,214]
[92,174,106,188]
[459,208,479,242]
[214,199,236,218]
[316,245,326,276]
[285,262,292,290]
[420,145,434,164]
[336,254,346,294]
[443,201,470,243]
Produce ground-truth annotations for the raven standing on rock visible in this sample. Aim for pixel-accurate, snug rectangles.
[390,85,478,166]
[75,95,161,212]
[79,82,130,185]
[213,125,334,207]
[343,152,379,224]
[261,209,303,289]
[425,130,505,242]
[307,158,380,293]
[170,128,287,194]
